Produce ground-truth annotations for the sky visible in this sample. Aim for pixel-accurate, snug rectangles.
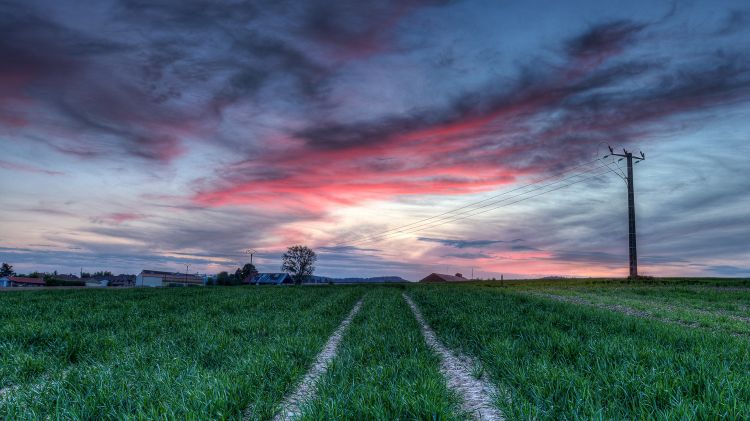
[1,0,749,280]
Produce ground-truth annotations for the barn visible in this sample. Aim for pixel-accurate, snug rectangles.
[419,273,470,283]
[0,276,46,287]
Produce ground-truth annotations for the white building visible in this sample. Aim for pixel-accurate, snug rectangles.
[136,270,204,287]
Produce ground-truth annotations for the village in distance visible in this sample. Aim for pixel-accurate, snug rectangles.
[0,245,495,289]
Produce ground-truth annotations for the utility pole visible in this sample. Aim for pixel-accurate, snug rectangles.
[608,146,645,279]
[245,249,256,265]
[185,264,190,285]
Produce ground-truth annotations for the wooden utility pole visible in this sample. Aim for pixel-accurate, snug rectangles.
[608,146,645,279]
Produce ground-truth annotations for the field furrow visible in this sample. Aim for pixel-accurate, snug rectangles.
[3,279,750,419]
[410,284,750,419]
[270,298,363,420]
[297,287,465,420]
[521,284,750,336]
[403,293,505,421]
[0,287,363,420]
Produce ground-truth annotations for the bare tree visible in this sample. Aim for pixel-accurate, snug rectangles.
[281,245,317,285]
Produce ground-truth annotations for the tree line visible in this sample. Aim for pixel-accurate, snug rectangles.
[1,244,318,287]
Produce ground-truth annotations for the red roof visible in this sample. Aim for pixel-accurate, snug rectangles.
[419,273,470,283]
[8,276,46,285]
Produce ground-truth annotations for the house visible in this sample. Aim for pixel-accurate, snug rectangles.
[249,273,293,285]
[419,273,470,283]
[136,270,204,287]
[108,275,136,287]
[0,276,46,287]
[87,274,135,287]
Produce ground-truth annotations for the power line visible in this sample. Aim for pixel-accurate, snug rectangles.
[334,156,610,247]
[344,164,611,245]
[340,164,618,247]
[339,162,616,246]
[435,166,617,226]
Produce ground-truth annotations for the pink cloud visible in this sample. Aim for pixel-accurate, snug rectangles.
[91,212,146,225]
[0,160,65,176]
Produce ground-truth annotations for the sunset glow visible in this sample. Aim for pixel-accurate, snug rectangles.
[1,0,749,279]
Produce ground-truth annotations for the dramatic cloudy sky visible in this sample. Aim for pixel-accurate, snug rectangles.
[1,0,749,279]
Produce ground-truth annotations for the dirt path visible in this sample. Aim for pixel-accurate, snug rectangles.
[403,293,505,421]
[536,291,750,329]
[261,298,363,421]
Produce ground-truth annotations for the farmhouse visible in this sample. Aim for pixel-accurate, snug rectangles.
[0,276,46,287]
[419,273,470,283]
[249,273,293,285]
[87,274,136,287]
[136,270,204,287]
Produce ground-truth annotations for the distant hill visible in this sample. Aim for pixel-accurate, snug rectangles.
[307,276,408,284]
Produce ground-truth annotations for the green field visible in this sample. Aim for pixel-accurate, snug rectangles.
[0,287,362,419]
[298,287,464,420]
[411,281,750,419]
[514,280,750,336]
[2,279,749,419]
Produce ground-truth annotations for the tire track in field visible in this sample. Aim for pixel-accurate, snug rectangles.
[531,293,705,327]
[261,298,363,421]
[532,292,750,340]
[403,293,505,421]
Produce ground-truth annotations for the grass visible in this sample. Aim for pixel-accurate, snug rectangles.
[3,279,749,419]
[513,280,750,335]
[298,286,464,420]
[0,286,362,420]
[409,284,750,419]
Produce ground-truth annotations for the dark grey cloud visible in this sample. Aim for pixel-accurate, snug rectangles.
[1,0,458,164]
[3,1,749,279]
[0,245,218,274]
[0,2,202,161]
[704,265,750,277]
[565,20,645,59]
[287,19,750,179]
[300,0,452,56]
[291,21,650,151]
[418,237,522,248]
[716,9,750,36]
[0,205,311,274]
[442,252,493,259]
[547,250,624,266]
[319,245,381,253]
[511,244,542,252]
[81,209,288,256]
